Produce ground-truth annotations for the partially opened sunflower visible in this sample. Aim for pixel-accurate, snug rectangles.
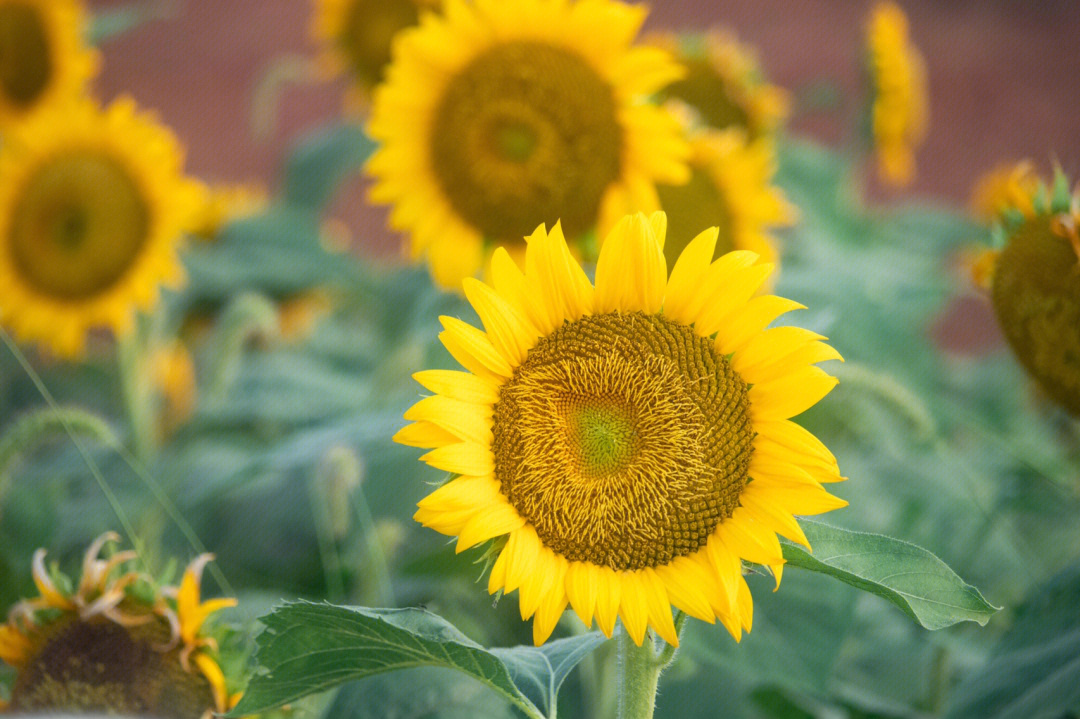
[0,533,237,717]
[366,0,689,288]
[396,211,847,646]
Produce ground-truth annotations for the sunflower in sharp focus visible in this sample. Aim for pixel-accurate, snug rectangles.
[650,29,790,140]
[866,1,928,187]
[0,0,98,128]
[0,533,237,717]
[656,127,796,270]
[0,97,204,357]
[310,0,436,111]
[982,168,1080,416]
[366,0,690,289]
[396,211,847,646]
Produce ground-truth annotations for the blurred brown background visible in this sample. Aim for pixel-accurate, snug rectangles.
[86,0,1080,258]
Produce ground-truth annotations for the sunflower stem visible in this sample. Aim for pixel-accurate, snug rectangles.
[118,328,156,464]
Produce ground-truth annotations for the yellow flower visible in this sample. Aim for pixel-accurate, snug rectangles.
[969,161,1038,223]
[0,0,98,128]
[151,339,198,434]
[366,0,690,289]
[310,0,435,112]
[988,169,1080,415]
[0,533,236,717]
[397,211,847,646]
[0,96,203,357]
[656,127,796,271]
[189,181,268,241]
[866,1,928,187]
[649,29,790,139]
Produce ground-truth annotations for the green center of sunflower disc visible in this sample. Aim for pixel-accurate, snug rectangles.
[430,41,623,243]
[9,151,150,298]
[0,2,52,109]
[10,616,214,718]
[991,217,1080,415]
[492,311,755,571]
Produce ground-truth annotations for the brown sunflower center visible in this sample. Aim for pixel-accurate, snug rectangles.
[492,311,754,571]
[662,59,751,134]
[9,151,150,298]
[341,0,420,88]
[10,617,214,718]
[991,217,1080,415]
[0,2,52,110]
[430,41,623,243]
[656,165,735,266]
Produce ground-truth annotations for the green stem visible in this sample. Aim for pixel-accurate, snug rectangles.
[350,486,394,606]
[117,330,156,463]
[616,613,686,719]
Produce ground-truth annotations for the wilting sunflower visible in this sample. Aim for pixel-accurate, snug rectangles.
[866,1,928,187]
[649,29,789,139]
[656,127,795,270]
[982,168,1080,416]
[366,0,690,289]
[397,211,847,645]
[0,0,98,128]
[0,533,237,717]
[0,97,203,357]
[310,0,436,111]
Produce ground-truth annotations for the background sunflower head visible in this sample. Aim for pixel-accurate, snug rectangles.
[0,533,236,717]
[0,0,98,127]
[866,1,929,187]
[649,28,790,140]
[365,0,691,289]
[983,167,1080,415]
[0,96,204,357]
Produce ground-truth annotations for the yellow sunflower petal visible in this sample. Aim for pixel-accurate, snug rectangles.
[193,651,230,713]
[594,570,622,638]
[749,366,839,421]
[532,556,568,645]
[594,213,666,315]
[716,295,806,355]
[412,369,500,405]
[392,420,462,449]
[404,395,493,445]
[663,227,720,325]
[641,568,679,647]
[617,571,650,646]
[565,561,602,626]
[455,503,525,553]
[655,556,716,624]
[463,278,539,368]
[439,316,514,380]
[419,442,494,476]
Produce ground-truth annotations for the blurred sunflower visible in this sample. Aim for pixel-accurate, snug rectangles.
[982,167,1080,415]
[0,97,203,357]
[650,29,789,139]
[310,0,436,111]
[866,1,928,187]
[397,211,847,645]
[656,127,796,270]
[189,181,268,241]
[0,0,97,128]
[0,533,237,717]
[366,0,690,289]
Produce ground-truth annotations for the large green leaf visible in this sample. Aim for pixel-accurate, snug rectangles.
[284,122,375,210]
[231,602,606,718]
[946,563,1080,719]
[782,520,998,630]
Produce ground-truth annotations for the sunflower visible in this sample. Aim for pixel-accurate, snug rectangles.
[0,0,98,128]
[656,127,795,271]
[866,1,928,187]
[366,0,690,289]
[0,533,237,717]
[649,29,789,139]
[310,0,436,111]
[983,168,1080,416]
[0,96,204,357]
[396,211,847,646]
[188,180,268,241]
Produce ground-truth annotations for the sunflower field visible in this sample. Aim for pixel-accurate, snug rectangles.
[1,1,1079,718]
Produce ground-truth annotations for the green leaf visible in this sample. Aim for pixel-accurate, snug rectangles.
[230,602,606,718]
[284,122,375,210]
[782,520,999,630]
[946,563,1080,719]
